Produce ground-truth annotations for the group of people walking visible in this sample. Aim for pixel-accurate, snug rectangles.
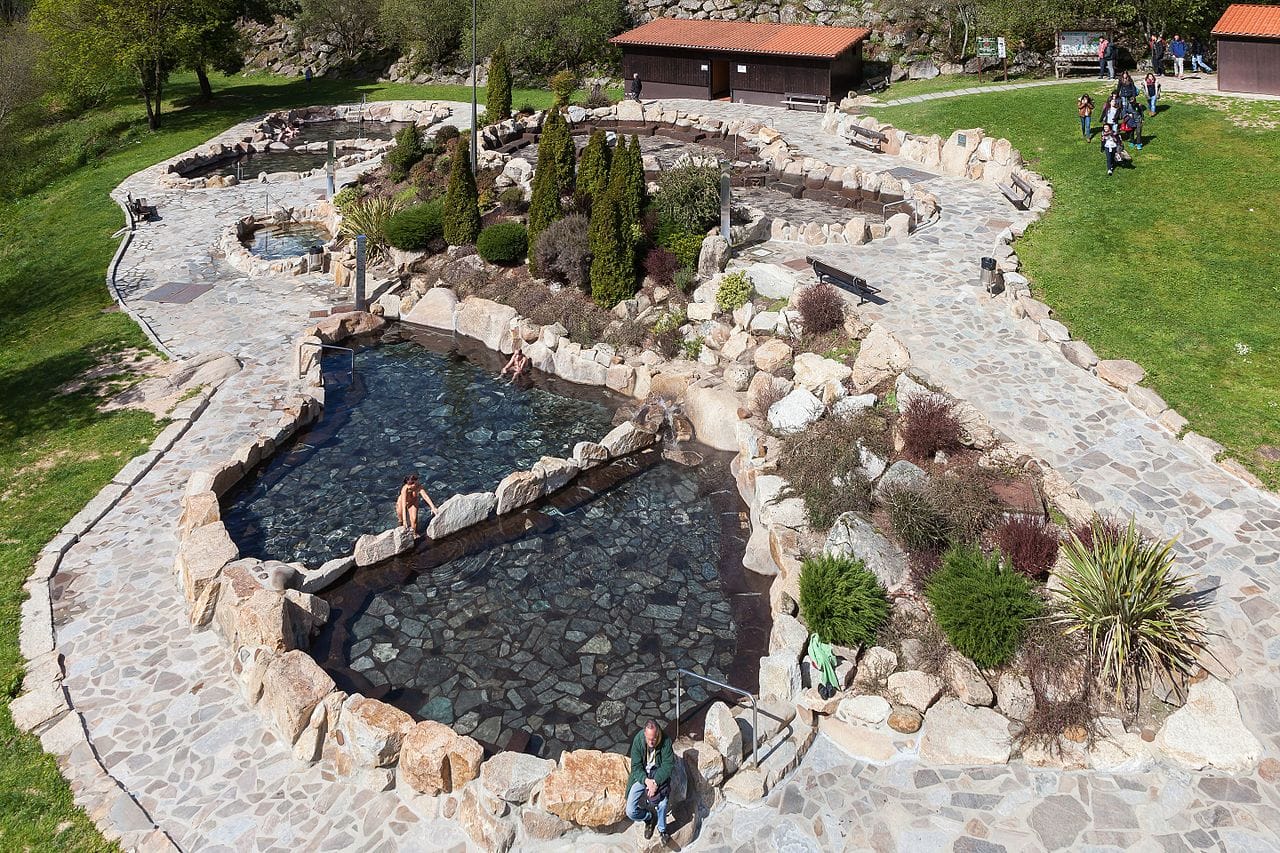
[1097,34,1213,81]
[1077,70,1163,176]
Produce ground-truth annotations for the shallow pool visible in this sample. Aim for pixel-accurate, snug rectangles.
[286,119,416,146]
[222,328,617,565]
[313,446,770,756]
[242,221,332,260]
[187,150,332,179]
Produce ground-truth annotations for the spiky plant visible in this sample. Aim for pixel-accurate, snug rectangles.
[338,194,408,263]
[1054,520,1210,706]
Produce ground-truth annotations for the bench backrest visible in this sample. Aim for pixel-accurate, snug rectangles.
[1010,173,1034,194]
[850,125,887,141]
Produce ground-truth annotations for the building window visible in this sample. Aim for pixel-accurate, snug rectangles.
[737,65,747,73]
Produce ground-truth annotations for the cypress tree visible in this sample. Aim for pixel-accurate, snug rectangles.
[526,153,562,274]
[624,134,646,227]
[589,185,635,308]
[577,129,611,204]
[486,43,512,122]
[541,110,576,199]
[443,139,481,246]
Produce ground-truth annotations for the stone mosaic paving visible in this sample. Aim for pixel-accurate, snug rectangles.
[40,99,1280,851]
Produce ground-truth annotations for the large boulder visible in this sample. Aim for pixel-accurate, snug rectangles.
[600,422,653,457]
[703,701,744,775]
[824,512,907,590]
[836,694,891,726]
[874,460,928,501]
[339,695,414,767]
[754,338,793,372]
[767,387,824,434]
[495,469,545,515]
[398,720,485,794]
[481,751,556,804]
[531,456,579,492]
[176,521,238,605]
[792,353,851,399]
[402,287,458,329]
[426,491,498,539]
[456,298,519,352]
[261,650,335,744]
[541,749,631,827]
[849,325,910,392]
[353,526,413,567]
[887,670,943,712]
[1154,677,1262,773]
[758,653,802,701]
[697,235,730,279]
[918,699,1012,765]
[944,653,994,707]
[682,384,742,452]
[457,785,516,853]
[995,672,1034,722]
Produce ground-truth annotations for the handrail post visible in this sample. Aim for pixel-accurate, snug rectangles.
[673,667,759,768]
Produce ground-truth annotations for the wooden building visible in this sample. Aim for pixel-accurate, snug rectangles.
[609,19,871,106]
[1212,4,1280,96]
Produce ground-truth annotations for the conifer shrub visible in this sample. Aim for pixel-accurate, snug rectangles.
[476,221,527,264]
[926,543,1042,668]
[715,270,753,312]
[588,186,635,307]
[385,124,427,182]
[384,200,444,251]
[799,553,891,648]
[577,129,611,202]
[486,44,513,121]
[442,140,481,245]
[654,161,720,234]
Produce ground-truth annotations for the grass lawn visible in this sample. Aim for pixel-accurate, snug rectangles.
[875,71,1056,101]
[0,69,573,850]
[868,86,1280,487]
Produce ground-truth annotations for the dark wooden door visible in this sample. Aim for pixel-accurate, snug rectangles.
[710,60,731,99]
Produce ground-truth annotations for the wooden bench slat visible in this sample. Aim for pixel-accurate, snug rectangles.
[806,256,879,305]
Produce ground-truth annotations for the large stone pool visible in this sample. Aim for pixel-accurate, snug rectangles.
[223,327,616,564]
[313,446,769,757]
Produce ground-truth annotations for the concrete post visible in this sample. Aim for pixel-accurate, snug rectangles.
[354,234,367,311]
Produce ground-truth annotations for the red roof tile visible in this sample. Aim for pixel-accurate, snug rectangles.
[1213,4,1280,38]
[609,19,871,59]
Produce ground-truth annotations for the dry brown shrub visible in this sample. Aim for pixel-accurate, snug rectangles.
[901,394,964,462]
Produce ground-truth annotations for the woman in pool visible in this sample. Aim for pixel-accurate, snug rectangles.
[396,474,437,535]
[499,323,529,379]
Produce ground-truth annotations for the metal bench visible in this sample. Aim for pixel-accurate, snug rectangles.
[998,173,1034,209]
[782,92,828,111]
[806,256,880,305]
[847,124,887,152]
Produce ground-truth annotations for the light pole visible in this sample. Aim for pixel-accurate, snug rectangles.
[470,0,478,176]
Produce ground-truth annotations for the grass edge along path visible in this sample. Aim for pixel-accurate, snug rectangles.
[0,70,570,852]
[868,86,1280,488]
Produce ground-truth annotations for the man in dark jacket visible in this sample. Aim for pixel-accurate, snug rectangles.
[625,719,674,840]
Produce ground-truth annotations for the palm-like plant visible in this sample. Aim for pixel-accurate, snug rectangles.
[338,195,407,264]
[1053,520,1210,708]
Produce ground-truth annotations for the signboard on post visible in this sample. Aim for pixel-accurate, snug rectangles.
[977,37,998,57]
[997,37,1008,81]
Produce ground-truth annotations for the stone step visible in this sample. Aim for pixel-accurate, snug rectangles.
[731,698,797,756]
[721,718,815,806]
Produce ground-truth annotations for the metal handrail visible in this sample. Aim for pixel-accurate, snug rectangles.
[297,341,355,378]
[881,197,918,227]
[674,668,758,769]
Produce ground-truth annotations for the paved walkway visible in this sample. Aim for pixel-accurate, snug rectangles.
[676,100,1280,852]
[42,98,1280,851]
[876,77,1081,107]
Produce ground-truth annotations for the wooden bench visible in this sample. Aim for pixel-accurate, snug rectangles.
[126,192,156,224]
[847,124,887,152]
[782,92,828,112]
[807,256,880,305]
[998,173,1034,209]
[856,75,890,95]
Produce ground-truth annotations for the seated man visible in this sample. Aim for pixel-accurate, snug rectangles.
[625,719,674,841]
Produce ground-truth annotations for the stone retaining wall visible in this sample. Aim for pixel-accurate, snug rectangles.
[219,202,343,278]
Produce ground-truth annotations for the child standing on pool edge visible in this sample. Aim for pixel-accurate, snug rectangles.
[397,474,437,536]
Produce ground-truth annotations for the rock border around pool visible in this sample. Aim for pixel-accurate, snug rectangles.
[219,201,343,278]
[159,102,453,189]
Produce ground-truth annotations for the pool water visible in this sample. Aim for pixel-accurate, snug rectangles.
[223,328,617,565]
[314,446,770,757]
[189,150,332,179]
[242,222,332,260]
[286,119,416,146]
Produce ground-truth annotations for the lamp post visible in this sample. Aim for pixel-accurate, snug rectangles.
[470,0,478,176]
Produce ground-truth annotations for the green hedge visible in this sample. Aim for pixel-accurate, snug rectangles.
[798,553,890,648]
[384,200,444,251]
[476,221,528,264]
[925,544,1042,668]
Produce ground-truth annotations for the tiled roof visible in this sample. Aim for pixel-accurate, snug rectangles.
[609,19,871,59]
[1212,4,1280,38]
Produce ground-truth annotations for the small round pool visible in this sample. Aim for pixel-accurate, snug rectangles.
[241,222,332,260]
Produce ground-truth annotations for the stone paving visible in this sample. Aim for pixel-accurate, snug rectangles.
[37,98,1280,851]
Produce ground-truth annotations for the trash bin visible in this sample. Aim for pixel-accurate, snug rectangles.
[980,256,1003,294]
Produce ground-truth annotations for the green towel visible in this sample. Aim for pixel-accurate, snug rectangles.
[807,633,838,689]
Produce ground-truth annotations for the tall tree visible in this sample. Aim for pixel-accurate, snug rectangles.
[539,110,576,199]
[486,42,512,121]
[608,134,643,244]
[576,128,610,203]
[0,22,44,123]
[378,0,466,70]
[526,151,561,273]
[295,0,383,67]
[443,138,481,245]
[588,184,634,308]
[477,0,623,79]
